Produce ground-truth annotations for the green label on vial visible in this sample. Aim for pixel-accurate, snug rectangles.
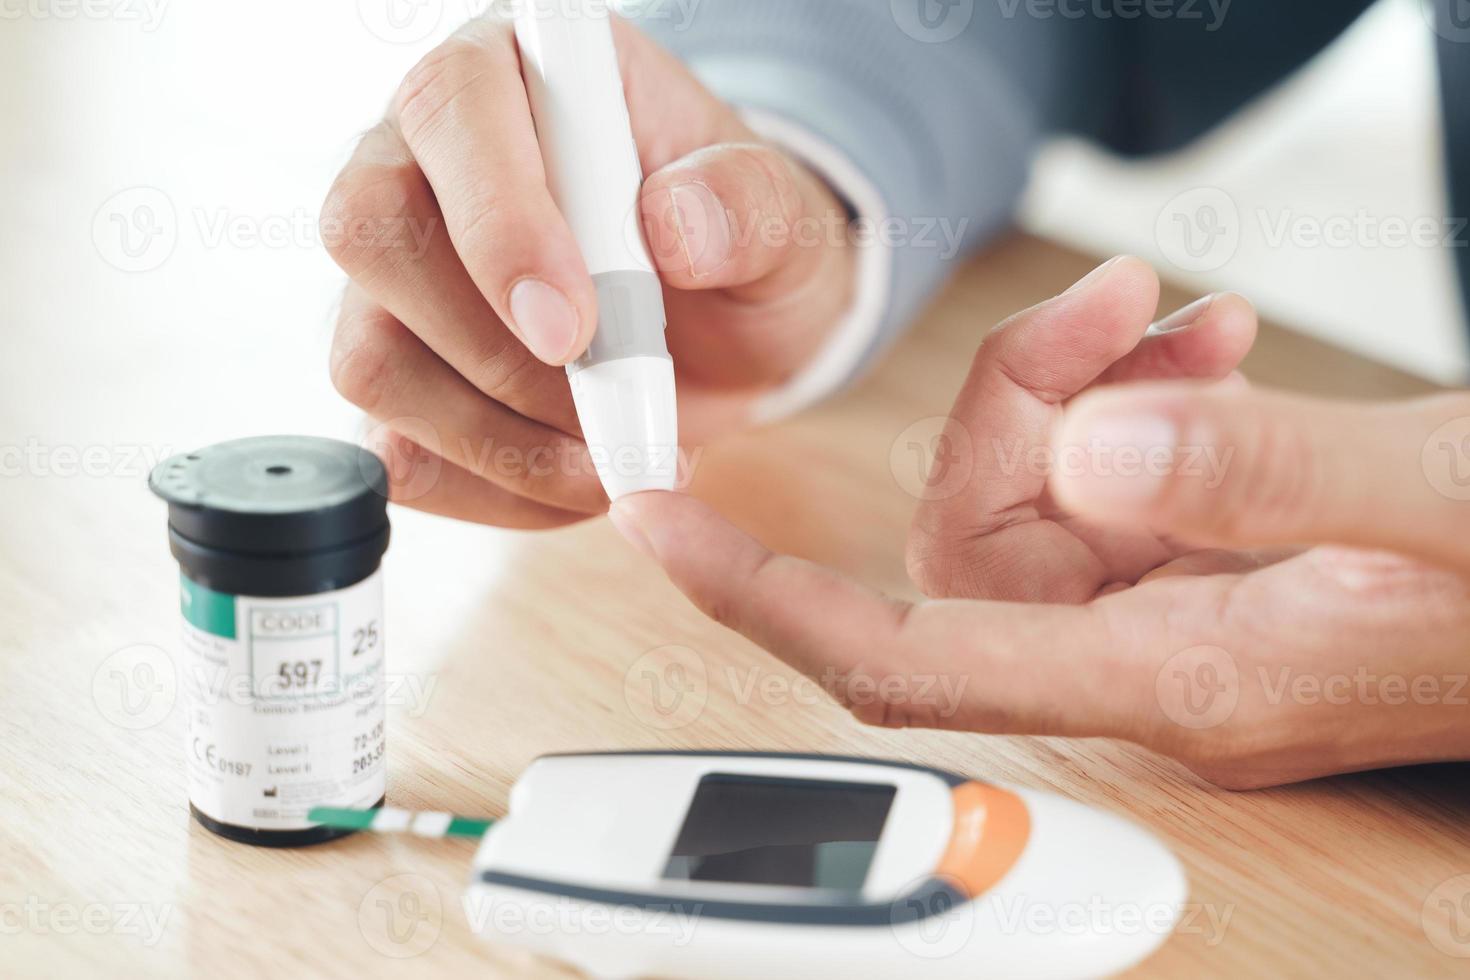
[180,575,236,639]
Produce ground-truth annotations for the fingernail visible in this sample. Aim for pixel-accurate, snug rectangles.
[667,182,731,278]
[1150,294,1216,335]
[509,278,579,364]
[1064,255,1124,295]
[609,499,656,559]
[1063,411,1179,504]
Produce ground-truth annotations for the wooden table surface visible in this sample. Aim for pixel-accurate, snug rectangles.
[3,233,1467,979]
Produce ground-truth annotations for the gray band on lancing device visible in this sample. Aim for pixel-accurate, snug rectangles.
[571,270,670,374]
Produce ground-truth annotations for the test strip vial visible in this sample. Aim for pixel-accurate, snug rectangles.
[150,436,390,846]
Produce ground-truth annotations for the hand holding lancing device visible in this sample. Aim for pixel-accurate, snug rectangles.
[322,14,854,528]
[611,257,1470,790]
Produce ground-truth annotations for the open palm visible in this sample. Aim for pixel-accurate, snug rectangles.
[905,257,1265,603]
[612,258,1470,789]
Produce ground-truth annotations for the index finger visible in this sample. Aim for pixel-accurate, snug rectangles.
[393,17,596,365]
[610,492,1153,739]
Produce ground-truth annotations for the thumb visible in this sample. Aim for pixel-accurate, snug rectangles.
[1049,384,1470,573]
[639,142,846,300]
[617,15,844,298]
[615,17,855,381]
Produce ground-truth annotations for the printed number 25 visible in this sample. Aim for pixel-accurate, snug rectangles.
[352,620,380,657]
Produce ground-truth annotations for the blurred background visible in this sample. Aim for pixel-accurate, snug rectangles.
[1024,0,1468,384]
[0,0,1464,551]
[3,5,1465,970]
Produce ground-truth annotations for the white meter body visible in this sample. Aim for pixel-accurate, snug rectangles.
[467,752,1186,979]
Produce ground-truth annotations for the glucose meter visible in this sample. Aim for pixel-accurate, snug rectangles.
[462,751,1187,979]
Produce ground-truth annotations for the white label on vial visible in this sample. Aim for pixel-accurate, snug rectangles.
[178,570,386,831]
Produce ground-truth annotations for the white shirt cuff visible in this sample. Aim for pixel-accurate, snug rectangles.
[739,108,894,422]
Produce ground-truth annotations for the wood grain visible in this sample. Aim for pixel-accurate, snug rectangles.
[2,234,1465,979]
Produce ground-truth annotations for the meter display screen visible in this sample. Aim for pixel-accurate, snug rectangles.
[662,774,897,891]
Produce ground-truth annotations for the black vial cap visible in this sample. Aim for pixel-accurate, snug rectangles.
[150,436,390,597]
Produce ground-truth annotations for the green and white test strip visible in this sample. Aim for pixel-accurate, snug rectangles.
[308,806,493,840]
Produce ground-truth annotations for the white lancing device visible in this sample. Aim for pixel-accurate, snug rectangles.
[515,0,679,500]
